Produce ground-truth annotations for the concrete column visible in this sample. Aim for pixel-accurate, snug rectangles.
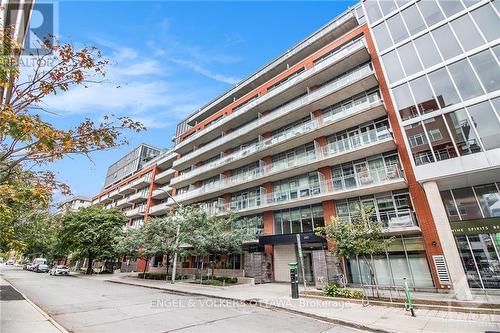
[422,181,472,301]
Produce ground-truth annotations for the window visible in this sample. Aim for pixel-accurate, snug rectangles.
[448,59,484,101]
[452,187,483,220]
[431,24,462,60]
[470,4,500,42]
[467,101,500,150]
[443,109,482,156]
[418,0,444,27]
[373,22,392,51]
[379,0,397,15]
[424,116,457,161]
[414,33,442,68]
[428,68,461,108]
[387,13,409,44]
[397,42,422,76]
[441,190,460,222]
[437,0,464,17]
[451,14,484,51]
[469,50,500,93]
[428,129,443,142]
[474,184,500,218]
[409,75,439,115]
[364,0,382,23]
[394,83,418,120]
[382,50,404,83]
[405,122,434,165]
[401,4,426,35]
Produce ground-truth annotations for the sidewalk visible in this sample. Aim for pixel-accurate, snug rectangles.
[80,273,500,333]
[0,277,65,333]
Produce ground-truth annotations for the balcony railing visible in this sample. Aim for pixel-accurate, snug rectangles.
[337,209,418,230]
[129,190,148,203]
[149,202,169,215]
[173,127,392,202]
[172,89,382,185]
[220,165,404,213]
[115,197,131,208]
[174,62,374,168]
[176,37,366,151]
[125,205,146,218]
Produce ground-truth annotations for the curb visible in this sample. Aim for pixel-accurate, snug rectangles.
[105,279,395,333]
[2,277,70,333]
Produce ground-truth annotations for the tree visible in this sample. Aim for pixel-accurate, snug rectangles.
[315,208,393,292]
[58,206,126,274]
[190,211,259,278]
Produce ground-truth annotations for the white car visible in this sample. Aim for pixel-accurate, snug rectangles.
[6,259,15,265]
[50,265,70,276]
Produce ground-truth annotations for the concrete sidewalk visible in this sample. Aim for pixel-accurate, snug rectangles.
[0,277,66,333]
[79,273,500,333]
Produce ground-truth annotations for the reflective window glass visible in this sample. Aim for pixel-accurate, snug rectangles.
[401,5,426,35]
[424,116,457,161]
[469,50,500,93]
[462,0,481,7]
[379,0,397,15]
[418,0,445,26]
[431,24,462,60]
[414,33,442,67]
[409,76,439,115]
[452,187,483,220]
[397,42,423,76]
[382,50,404,83]
[451,14,485,51]
[394,83,418,120]
[373,22,393,52]
[437,0,464,17]
[448,59,484,101]
[467,101,500,150]
[443,109,482,156]
[387,14,409,44]
[404,123,434,165]
[493,97,500,117]
[471,4,500,42]
[364,0,383,23]
[428,67,461,108]
[474,184,500,218]
[441,190,460,222]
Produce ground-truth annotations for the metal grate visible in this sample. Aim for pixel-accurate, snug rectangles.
[433,255,451,285]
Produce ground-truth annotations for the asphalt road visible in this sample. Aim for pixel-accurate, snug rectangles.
[1,266,365,333]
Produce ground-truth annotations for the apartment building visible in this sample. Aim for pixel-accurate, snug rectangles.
[56,196,92,214]
[92,0,499,299]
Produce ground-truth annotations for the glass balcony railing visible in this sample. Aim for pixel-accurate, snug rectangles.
[217,165,404,213]
[337,209,418,229]
[176,35,365,150]
[173,127,393,202]
[175,62,374,168]
[172,85,381,185]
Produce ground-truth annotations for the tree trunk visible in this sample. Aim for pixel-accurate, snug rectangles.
[362,255,378,298]
[143,257,149,279]
[86,253,93,275]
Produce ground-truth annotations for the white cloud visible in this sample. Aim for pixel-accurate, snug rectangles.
[171,58,239,85]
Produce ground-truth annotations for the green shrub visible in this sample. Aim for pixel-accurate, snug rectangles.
[202,276,237,284]
[323,284,363,299]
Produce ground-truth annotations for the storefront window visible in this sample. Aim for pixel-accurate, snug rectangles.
[474,184,500,218]
[452,187,483,220]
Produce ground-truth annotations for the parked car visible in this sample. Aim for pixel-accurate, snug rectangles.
[49,265,70,276]
[6,258,15,265]
[32,258,49,273]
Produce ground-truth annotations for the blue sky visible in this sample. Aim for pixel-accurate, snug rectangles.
[42,0,356,201]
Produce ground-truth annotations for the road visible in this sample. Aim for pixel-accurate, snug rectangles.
[1,266,365,333]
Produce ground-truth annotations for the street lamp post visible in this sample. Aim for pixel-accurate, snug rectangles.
[155,187,182,284]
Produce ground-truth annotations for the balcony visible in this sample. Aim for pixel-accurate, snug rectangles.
[118,182,134,195]
[172,127,395,204]
[148,202,170,216]
[125,205,146,218]
[171,95,386,188]
[338,210,420,235]
[99,194,111,204]
[115,197,132,209]
[219,165,406,216]
[155,168,176,184]
[129,190,149,203]
[130,174,152,189]
[175,38,370,155]
[152,185,173,199]
[174,63,377,171]
[108,188,121,199]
